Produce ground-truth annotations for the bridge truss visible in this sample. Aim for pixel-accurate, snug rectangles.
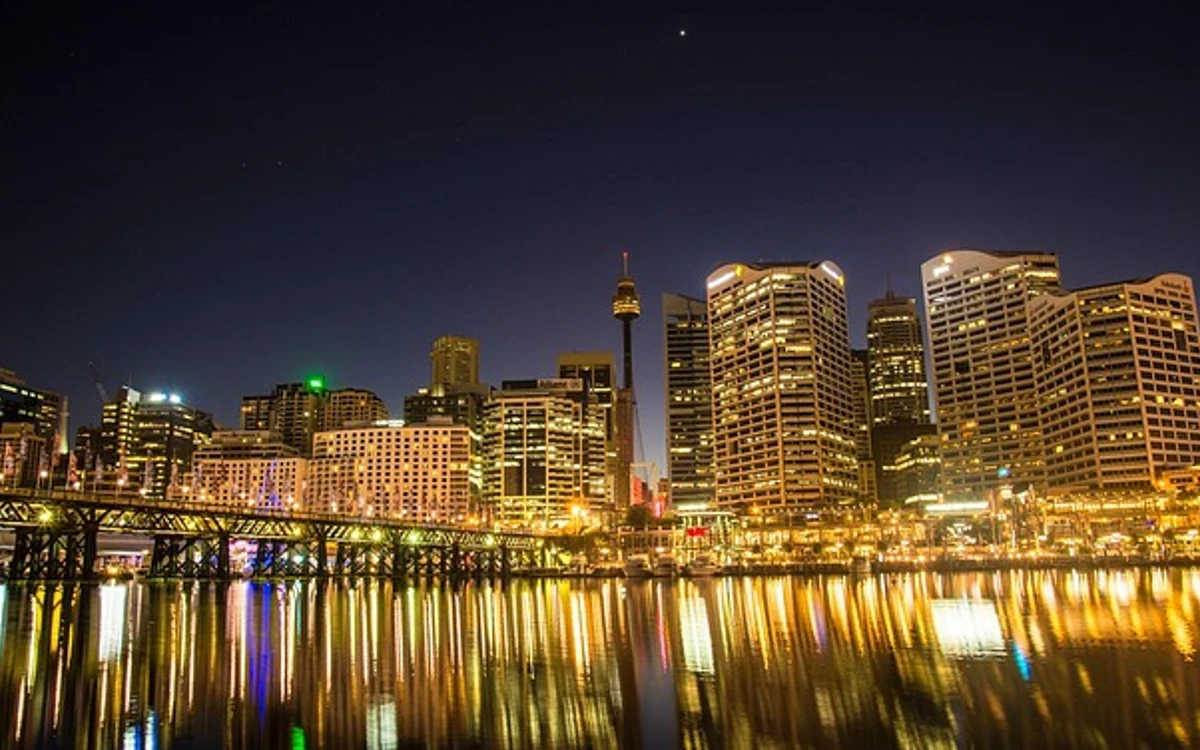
[0,490,549,581]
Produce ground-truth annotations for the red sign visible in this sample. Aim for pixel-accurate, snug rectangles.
[685,527,709,538]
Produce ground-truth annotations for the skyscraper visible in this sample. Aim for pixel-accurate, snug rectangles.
[662,293,713,508]
[557,351,617,507]
[866,289,930,425]
[99,386,141,473]
[556,352,616,440]
[430,335,480,388]
[865,286,935,505]
[611,253,641,510]
[1030,273,1200,491]
[482,379,606,525]
[921,249,1062,499]
[707,261,858,512]
[851,349,876,503]
[121,391,214,499]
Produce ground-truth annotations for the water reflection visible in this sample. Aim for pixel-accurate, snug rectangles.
[2,570,1200,748]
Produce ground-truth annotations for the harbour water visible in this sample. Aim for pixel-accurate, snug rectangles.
[2,569,1199,748]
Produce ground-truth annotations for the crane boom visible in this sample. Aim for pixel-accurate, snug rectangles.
[88,362,110,404]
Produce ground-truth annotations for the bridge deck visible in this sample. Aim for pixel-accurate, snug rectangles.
[0,489,542,549]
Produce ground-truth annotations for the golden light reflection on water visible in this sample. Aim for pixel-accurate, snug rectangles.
[2,570,1200,748]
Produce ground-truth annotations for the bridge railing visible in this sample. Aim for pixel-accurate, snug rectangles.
[0,488,544,538]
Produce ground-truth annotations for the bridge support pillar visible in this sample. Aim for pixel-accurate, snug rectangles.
[391,540,405,580]
[501,545,511,579]
[81,526,98,580]
[315,529,328,577]
[335,543,347,576]
[216,534,231,580]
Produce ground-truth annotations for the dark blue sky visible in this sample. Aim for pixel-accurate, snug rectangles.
[3,3,1197,471]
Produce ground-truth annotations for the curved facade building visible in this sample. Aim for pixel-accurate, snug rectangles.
[920,249,1061,499]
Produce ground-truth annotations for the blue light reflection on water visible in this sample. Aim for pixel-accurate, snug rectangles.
[1013,643,1033,681]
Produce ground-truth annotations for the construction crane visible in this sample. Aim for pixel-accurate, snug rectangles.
[88,362,110,405]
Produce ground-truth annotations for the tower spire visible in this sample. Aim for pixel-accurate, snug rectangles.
[611,251,641,511]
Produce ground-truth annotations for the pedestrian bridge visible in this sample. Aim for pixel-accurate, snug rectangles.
[0,489,548,580]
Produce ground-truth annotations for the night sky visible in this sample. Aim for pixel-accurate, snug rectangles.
[3,4,1197,471]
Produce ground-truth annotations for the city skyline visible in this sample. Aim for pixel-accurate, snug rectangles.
[4,6,1198,475]
[6,249,1200,472]
[6,7,1200,749]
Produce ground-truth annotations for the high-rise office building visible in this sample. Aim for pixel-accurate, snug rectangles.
[430,335,480,388]
[185,430,307,509]
[893,433,942,505]
[866,289,930,425]
[123,391,214,499]
[557,351,617,506]
[0,368,66,487]
[865,287,934,505]
[1030,273,1200,491]
[850,349,873,458]
[239,395,273,431]
[404,385,486,426]
[662,293,713,508]
[482,379,606,525]
[241,377,328,456]
[921,249,1062,499]
[323,388,388,429]
[1,367,65,447]
[850,349,876,504]
[872,422,937,506]
[309,418,474,522]
[707,261,858,512]
[99,386,142,472]
[557,352,616,440]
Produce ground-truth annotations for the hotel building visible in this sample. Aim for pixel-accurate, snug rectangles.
[308,417,474,522]
[186,430,307,509]
[1029,273,1200,491]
